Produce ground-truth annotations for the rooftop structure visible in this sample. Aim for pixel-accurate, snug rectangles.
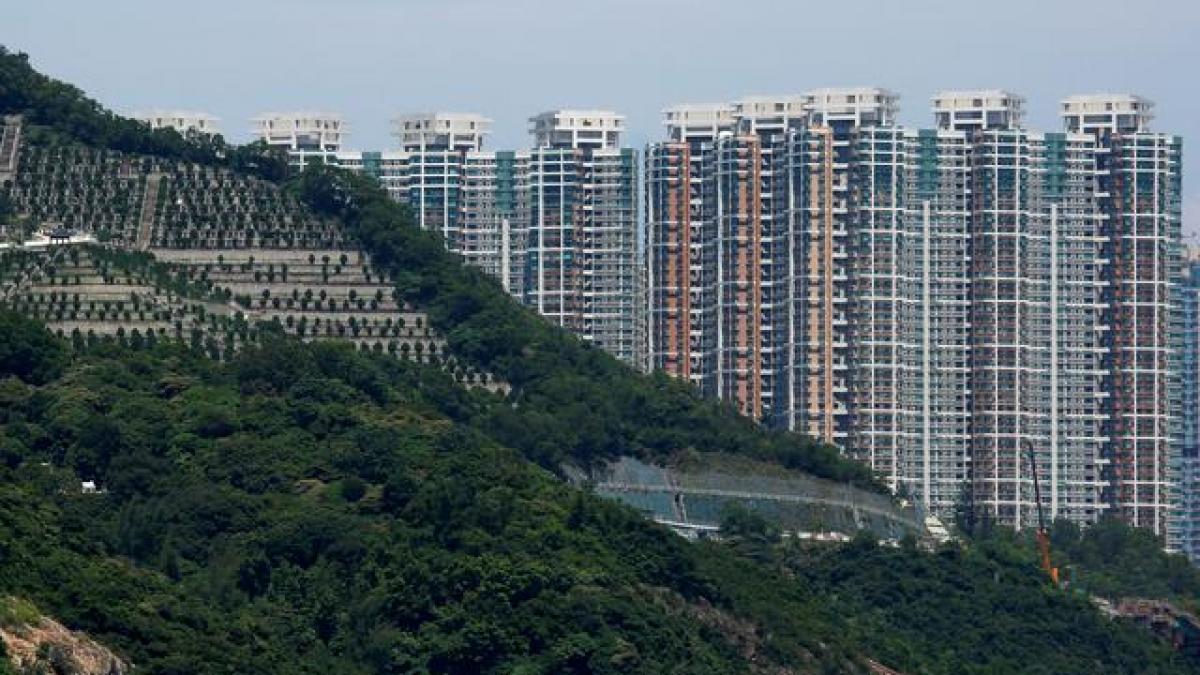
[250,112,346,152]
[661,104,734,142]
[131,110,221,136]
[529,109,624,149]
[1060,93,1154,136]
[393,112,492,152]
[803,87,899,127]
[730,95,808,134]
[931,90,1025,131]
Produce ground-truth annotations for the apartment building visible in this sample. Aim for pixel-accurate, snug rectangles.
[1065,95,1184,538]
[337,110,642,369]
[251,112,345,169]
[647,90,1183,536]
[646,90,895,435]
[524,110,642,367]
[393,113,491,249]
[645,104,731,402]
[131,110,220,136]
[1178,252,1200,560]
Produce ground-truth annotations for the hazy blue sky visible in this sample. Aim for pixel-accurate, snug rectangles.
[8,0,1198,225]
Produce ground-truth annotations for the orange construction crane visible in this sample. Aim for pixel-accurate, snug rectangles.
[1024,441,1059,584]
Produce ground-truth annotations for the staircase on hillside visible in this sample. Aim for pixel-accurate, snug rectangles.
[135,172,162,250]
[0,115,22,183]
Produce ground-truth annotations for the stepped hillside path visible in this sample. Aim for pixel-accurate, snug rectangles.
[135,172,162,250]
[0,115,22,183]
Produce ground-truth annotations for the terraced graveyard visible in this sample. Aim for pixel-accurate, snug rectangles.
[0,116,504,391]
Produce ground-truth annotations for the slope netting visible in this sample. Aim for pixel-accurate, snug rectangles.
[580,456,923,540]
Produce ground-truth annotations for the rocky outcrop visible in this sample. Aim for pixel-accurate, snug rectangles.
[0,600,128,675]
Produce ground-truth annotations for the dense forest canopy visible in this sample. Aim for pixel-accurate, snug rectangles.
[0,311,1193,674]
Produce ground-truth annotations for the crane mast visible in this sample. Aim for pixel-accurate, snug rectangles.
[1024,440,1059,584]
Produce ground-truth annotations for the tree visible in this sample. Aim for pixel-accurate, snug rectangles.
[0,310,68,384]
[0,190,13,226]
[341,476,367,503]
[719,502,781,563]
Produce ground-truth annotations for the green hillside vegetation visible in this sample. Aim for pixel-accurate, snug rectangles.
[956,503,1200,612]
[289,166,882,490]
[1047,518,1200,609]
[1,43,879,492]
[782,532,1194,675]
[0,310,868,673]
[0,312,1193,674]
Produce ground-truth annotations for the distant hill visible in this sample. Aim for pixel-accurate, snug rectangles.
[0,45,1195,674]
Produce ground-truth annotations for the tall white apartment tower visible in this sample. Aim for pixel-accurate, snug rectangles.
[390,113,493,249]
[524,110,642,367]
[798,87,909,493]
[929,90,1113,528]
[791,89,897,444]
[251,112,345,169]
[1062,94,1182,538]
[894,124,974,513]
[646,104,734,395]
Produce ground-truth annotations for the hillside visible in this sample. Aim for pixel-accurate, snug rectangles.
[0,45,876,492]
[0,45,1197,674]
[0,311,1194,674]
[0,311,873,673]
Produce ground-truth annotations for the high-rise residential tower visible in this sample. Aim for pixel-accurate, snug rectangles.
[647,90,1183,537]
[1177,251,1200,560]
[646,104,733,394]
[392,113,492,248]
[335,113,518,286]
[251,112,345,169]
[523,110,642,367]
[647,97,807,421]
[337,109,642,370]
[1061,94,1183,537]
[798,88,899,449]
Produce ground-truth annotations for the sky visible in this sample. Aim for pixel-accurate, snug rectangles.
[7,0,1198,229]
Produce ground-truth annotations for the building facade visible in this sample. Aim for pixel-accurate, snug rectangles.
[647,90,1183,537]
[1178,252,1200,560]
[523,110,641,367]
[251,112,346,169]
[646,104,734,399]
[337,110,643,369]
